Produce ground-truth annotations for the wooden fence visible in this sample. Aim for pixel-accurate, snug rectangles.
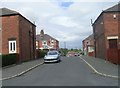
[107,49,119,64]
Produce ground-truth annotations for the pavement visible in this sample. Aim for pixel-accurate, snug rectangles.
[80,55,118,78]
[2,58,44,80]
[2,55,119,81]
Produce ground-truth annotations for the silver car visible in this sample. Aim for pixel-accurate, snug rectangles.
[44,50,60,63]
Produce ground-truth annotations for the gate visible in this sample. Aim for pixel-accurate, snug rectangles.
[107,49,119,64]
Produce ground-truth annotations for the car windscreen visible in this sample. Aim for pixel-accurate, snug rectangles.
[48,52,58,55]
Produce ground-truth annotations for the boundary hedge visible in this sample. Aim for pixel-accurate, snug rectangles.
[1,53,17,67]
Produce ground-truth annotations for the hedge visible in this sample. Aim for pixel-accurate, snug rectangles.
[0,53,17,67]
[36,50,47,58]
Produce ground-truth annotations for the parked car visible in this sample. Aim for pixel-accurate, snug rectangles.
[75,53,80,56]
[44,50,60,63]
[66,52,75,57]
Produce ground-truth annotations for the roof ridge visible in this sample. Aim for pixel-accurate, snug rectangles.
[0,7,19,16]
[104,3,119,12]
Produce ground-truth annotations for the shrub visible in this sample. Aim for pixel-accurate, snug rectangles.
[1,53,17,67]
[36,50,47,58]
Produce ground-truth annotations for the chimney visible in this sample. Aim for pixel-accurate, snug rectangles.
[40,29,44,37]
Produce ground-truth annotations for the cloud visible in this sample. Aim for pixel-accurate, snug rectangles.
[1,1,118,49]
[1,0,119,2]
[50,16,78,27]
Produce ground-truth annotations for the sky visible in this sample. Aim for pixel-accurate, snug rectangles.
[0,0,119,49]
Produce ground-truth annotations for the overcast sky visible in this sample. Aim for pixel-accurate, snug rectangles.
[0,0,119,49]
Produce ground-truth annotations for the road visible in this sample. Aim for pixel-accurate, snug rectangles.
[3,56,118,86]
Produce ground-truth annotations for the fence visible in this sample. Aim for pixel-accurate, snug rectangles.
[107,49,119,64]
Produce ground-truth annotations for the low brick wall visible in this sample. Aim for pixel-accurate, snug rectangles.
[88,52,94,57]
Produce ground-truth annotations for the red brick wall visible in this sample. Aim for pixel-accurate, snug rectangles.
[38,41,42,49]
[103,13,119,61]
[37,39,59,50]
[19,15,36,62]
[1,15,20,55]
[118,13,120,50]
[93,12,119,64]
[0,30,1,54]
[55,40,59,50]
[118,12,120,64]
[93,13,106,59]
[104,13,118,48]
[1,15,36,63]
[47,40,50,47]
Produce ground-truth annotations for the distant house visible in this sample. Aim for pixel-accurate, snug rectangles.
[82,34,94,57]
[36,30,59,50]
[92,4,120,64]
[0,8,36,63]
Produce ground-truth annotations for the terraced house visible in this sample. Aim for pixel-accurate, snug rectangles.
[36,30,59,50]
[82,34,94,57]
[92,4,120,64]
[0,8,36,64]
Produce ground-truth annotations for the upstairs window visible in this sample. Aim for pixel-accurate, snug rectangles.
[42,41,47,45]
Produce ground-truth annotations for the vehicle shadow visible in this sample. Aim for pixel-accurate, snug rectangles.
[44,60,61,64]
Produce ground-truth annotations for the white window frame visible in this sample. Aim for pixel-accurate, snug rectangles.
[8,40,16,54]
[42,41,47,45]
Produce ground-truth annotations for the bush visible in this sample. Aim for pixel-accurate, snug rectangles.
[36,50,47,58]
[1,53,17,67]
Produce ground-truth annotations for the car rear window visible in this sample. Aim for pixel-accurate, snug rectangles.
[48,51,58,55]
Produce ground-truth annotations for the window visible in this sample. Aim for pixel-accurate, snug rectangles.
[9,40,16,54]
[44,42,46,44]
[42,41,46,45]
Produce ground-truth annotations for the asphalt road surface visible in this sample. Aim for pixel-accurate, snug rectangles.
[3,56,118,86]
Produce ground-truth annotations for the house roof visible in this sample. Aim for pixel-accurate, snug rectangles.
[36,34,58,42]
[104,4,119,12]
[83,34,94,42]
[0,8,36,26]
[93,3,120,25]
[0,8,19,16]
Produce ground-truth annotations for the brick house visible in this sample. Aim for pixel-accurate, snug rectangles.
[0,8,36,63]
[36,30,59,50]
[92,4,120,64]
[82,34,94,57]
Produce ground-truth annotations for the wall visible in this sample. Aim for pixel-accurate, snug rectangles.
[0,31,1,54]
[118,11,120,64]
[104,12,119,64]
[93,13,106,59]
[1,15,20,55]
[104,12,119,60]
[19,15,36,62]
